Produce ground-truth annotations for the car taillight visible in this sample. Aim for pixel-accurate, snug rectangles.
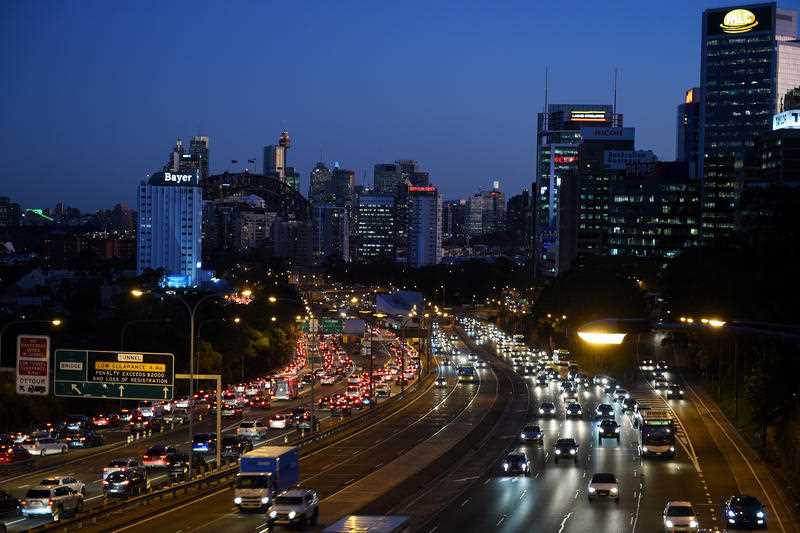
[160,455,167,459]
[48,499,54,506]
[20,500,27,506]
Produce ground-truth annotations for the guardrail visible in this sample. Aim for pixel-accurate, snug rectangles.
[29,372,435,532]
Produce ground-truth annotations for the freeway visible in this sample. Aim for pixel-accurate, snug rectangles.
[424,320,789,533]
[89,338,496,532]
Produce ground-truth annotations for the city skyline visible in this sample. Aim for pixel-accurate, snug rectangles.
[0,0,760,211]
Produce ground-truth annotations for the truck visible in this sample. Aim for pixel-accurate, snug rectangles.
[234,446,299,511]
[273,377,298,400]
[323,515,410,533]
[636,409,676,458]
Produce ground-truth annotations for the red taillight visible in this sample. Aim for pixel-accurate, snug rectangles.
[20,500,27,506]
[48,499,54,506]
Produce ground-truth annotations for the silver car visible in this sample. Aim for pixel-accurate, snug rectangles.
[21,485,83,521]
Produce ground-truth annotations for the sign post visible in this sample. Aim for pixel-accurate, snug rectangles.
[54,349,174,401]
[16,335,50,396]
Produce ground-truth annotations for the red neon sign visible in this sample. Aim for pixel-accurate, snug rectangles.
[408,186,436,192]
[554,155,577,164]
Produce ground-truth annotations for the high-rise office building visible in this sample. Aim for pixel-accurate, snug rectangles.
[407,186,442,267]
[309,162,332,203]
[442,199,467,240]
[0,197,21,227]
[166,136,210,179]
[676,88,701,179]
[137,170,202,287]
[533,104,622,277]
[374,163,402,195]
[466,182,506,235]
[311,204,349,264]
[330,167,355,206]
[699,3,800,241]
[354,195,396,261]
[506,189,531,244]
[189,136,210,180]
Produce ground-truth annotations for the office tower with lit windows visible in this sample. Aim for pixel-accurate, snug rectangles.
[354,195,396,261]
[699,3,800,241]
[533,103,622,277]
[373,163,402,195]
[676,88,701,179]
[137,170,202,287]
[407,185,442,267]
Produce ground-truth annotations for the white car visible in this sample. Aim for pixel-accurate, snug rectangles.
[267,489,319,527]
[21,485,83,520]
[22,437,67,456]
[587,472,619,502]
[320,375,336,385]
[138,405,155,418]
[375,384,391,398]
[39,476,85,496]
[237,420,269,440]
[269,414,289,429]
[663,501,699,532]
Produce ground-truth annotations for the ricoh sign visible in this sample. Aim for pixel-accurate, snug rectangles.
[580,127,635,141]
[148,171,199,187]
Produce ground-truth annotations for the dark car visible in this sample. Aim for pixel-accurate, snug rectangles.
[0,445,32,465]
[0,490,21,518]
[724,495,767,529]
[62,430,104,449]
[622,397,639,412]
[538,402,556,417]
[553,438,579,464]
[220,435,253,459]
[520,424,543,444]
[143,445,179,468]
[63,415,90,432]
[330,403,352,418]
[598,420,621,443]
[129,415,161,434]
[536,375,549,386]
[665,384,685,400]
[565,402,583,418]
[192,433,216,455]
[103,469,148,498]
[502,451,530,475]
[595,403,615,419]
[165,453,191,481]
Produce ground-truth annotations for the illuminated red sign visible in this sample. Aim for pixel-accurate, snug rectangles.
[408,186,436,192]
[554,155,577,164]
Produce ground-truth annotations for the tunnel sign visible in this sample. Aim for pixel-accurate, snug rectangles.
[54,349,174,400]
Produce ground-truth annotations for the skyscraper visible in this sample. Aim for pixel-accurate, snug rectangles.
[676,88,701,179]
[263,131,299,190]
[311,204,349,264]
[373,163,402,195]
[166,136,210,179]
[533,104,622,277]
[189,136,210,180]
[309,162,332,203]
[137,170,202,287]
[407,185,442,267]
[699,4,800,241]
[354,195,396,261]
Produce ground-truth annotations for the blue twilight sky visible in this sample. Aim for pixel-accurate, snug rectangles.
[2,0,797,211]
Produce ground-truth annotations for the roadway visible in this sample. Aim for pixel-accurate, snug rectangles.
[425,326,787,533]
[93,342,497,532]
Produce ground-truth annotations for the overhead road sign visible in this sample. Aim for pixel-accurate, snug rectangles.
[54,349,174,400]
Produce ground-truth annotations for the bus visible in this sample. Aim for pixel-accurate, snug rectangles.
[637,409,676,458]
[457,365,477,383]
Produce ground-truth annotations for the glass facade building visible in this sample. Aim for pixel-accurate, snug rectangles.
[354,195,395,261]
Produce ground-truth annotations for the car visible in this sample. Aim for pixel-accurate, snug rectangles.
[475,360,488,369]
[91,413,118,428]
[21,437,66,456]
[0,490,21,519]
[61,430,104,449]
[598,419,621,443]
[502,451,530,475]
[103,458,144,480]
[317,396,331,410]
[375,384,391,398]
[103,469,149,498]
[593,374,613,386]
[536,375,549,387]
[588,472,620,502]
[330,404,352,417]
[656,360,670,371]
[165,453,191,481]
[595,403,615,419]
[665,384,685,400]
[192,433,216,454]
[221,435,253,458]
[603,383,620,395]
[663,501,699,532]
[249,396,271,409]
[38,476,85,496]
[622,397,639,412]
[0,444,32,465]
[21,485,83,521]
[538,402,556,417]
[640,359,656,371]
[320,375,336,385]
[435,376,448,388]
[553,438,579,464]
[267,489,320,528]
[269,414,289,429]
[221,405,244,418]
[441,358,452,366]
[520,424,544,444]
[565,402,583,418]
[63,415,90,432]
[142,445,179,468]
[613,389,630,402]
[723,495,767,529]
[237,420,268,440]
[653,380,671,393]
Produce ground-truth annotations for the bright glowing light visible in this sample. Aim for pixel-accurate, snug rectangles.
[268,296,277,303]
[130,289,144,298]
[708,319,726,328]
[270,316,277,322]
[233,317,241,324]
[51,319,62,327]
[577,331,626,345]
[240,289,252,297]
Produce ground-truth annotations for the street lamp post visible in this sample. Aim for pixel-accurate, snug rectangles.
[0,319,62,368]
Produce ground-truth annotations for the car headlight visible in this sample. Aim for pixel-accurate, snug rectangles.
[727,510,736,518]
[261,497,269,504]
[665,519,674,528]
[520,433,526,439]
[555,449,561,454]
[610,487,618,493]
[669,446,675,452]
[689,519,698,528]
[588,487,596,493]
[679,390,684,394]
[234,497,242,504]
[539,408,544,414]
[642,446,648,452]
[569,449,576,455]
[756,511,765,518]
[615,427,620,432]
[503,462,509,470]
[269,510,277,518]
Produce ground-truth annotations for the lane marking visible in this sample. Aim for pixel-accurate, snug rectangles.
[111,486,230,532]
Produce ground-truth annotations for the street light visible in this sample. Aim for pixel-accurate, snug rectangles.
[577,331,627,345]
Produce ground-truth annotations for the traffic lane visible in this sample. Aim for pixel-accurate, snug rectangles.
[112,367,467,533]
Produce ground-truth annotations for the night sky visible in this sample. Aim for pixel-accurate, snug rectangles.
[1,0,786,211]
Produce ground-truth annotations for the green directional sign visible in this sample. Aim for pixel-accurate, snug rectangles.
[54,349,174,401]
[301,319,342,334]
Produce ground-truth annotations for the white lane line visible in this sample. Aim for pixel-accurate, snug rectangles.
[111,486,230,532]
[557,512,572,533]
[496,515,506,527]
[86,494,104,501]
[460,497,471,507]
